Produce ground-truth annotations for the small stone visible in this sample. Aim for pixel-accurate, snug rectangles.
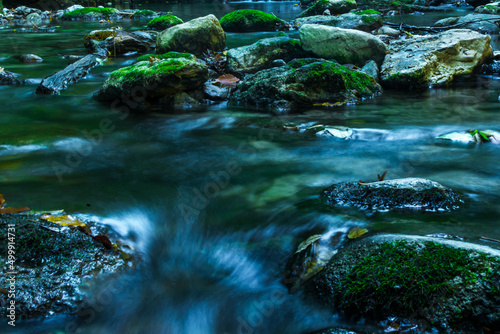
[19,54,43,63]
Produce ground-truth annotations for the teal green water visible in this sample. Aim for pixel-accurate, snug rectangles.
[1,3,500,333]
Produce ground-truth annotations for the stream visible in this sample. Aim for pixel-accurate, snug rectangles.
[1,2,500,333]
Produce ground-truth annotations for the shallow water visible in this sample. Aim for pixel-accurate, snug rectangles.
[1,2,500,334]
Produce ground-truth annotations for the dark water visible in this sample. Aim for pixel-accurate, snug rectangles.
[1,2,500,333]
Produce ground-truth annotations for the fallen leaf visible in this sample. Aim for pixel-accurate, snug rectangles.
[215,74,240,87]
[378,169,388,181]
[40,214,86,227]
[0,194,30,214]
[348,227,368,239]
[0,288,9,295]
[0,194,4,207]
[93,234,113,249]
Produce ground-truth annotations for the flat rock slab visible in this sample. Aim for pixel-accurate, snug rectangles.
[321,177,463,211]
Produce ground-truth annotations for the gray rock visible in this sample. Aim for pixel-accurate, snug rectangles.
[227,37,312,76]
[171,92,202,110]
[294,12,383,32]
[271,59,287,67]
[84,29,154,56]
[373,25,401,36]
[475,2,500,14]
[231,58,381,111]
[359,60,378,81]
[26,12,42,25]
[322,177,463,211]
[19,54,43,63]
[381,29,493,89]
[204,82,231,100]
[300,24,388,67]
[65,5,84,13]
[0,70,24,85]
[298,0,357,18]
[156,15,226,56]
[434,13,500,34]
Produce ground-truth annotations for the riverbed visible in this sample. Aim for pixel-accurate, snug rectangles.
[1,2,500,333]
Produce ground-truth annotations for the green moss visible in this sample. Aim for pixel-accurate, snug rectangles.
[132,10,156,18]
[61,7,117,20]
[219,9,285,32]
[354,9,381,15]
[332,241,500,315]
[146,14,183,30]
[136,51,196,62]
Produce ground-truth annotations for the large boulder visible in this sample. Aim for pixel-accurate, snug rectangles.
[156,15,226,56]
[300,24,388,67]
[322,177,463,211]
[380,29,493,89]
[305,234,500,332]
[227,36,313,76]
[434,13,500,34]
[84,29,154,55]
[146,14,183,30]
[298,0,357,18]
[61,7,118,20]
[230,58,381,111]
[219,9,287,32]
[294,10,383,32]
[94,57,209,105]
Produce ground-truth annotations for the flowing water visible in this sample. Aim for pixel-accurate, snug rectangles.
[1,2,500,333]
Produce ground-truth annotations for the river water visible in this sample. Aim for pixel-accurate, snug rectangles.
[1,2,500,333]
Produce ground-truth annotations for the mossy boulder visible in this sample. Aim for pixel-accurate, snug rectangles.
[131,9,156,18]
[61,7,118,20]
[136,51,196,62]
[294,11,382,32]
[146,14,183,30]
[84,29,154,55]
[227,36,313,75]
[298,0,357,18]
[475,3,500,14]
[306,234,500,332]
[156,14,226,56]
[230,58,381,111]
[0,214,131,319]
[322,177,463,211]
[380,29,493,89]
[300,24,388,67]
[219,9,287,32]
[94,57,209,105]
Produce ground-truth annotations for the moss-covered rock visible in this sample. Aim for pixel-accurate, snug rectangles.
[0,214,132,319]
[475,4,500,14]
[146,14,183,30]
[94,57,209,107]
[131,9,156,18]
[300,24,388,67]
[136,51,196,62]
[219,9,287,32]
[381,29,493,89]
[307,234,500,332]
[322,177,463,211]
[156,14,226,56]
[298,0,357,18]
[227,36,313,75]
[230,58,381,111]
[61,7,118,20]
[294,11,383,32]
[84,29,154,56]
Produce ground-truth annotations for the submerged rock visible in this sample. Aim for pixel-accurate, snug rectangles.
[227,36,312,75]
[322,177,463,211]
[0,69,23,85]
[380,29,492,89]
[298,0,357,18]
[294,11,383,32]
[230,58,381,111]
[219,9,287,32]
[156,14,226,56]
[437,129,500,144]
[0,214,132,319]
[146,14,183,30]
[306,234,500,332]
[300,25,388,67]
[434,13,500,34]
[94,57,209,107]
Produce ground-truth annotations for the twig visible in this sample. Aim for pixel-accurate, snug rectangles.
[480,236,500,243]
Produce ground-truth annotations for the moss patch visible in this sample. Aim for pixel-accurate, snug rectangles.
[146,14,183,30]
[353,9,381,15]
[61,7,117,20]
[132,10,156,18]
[136,51,196,62]
[220,9,285,32]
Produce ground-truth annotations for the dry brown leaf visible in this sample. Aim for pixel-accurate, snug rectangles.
[0,194,5,208]
[215,74,240,87]
[93,234,113,249]
[0,194,30,214]
[0,288,9,295]
[41,214,86,227]
[348,227,368,239]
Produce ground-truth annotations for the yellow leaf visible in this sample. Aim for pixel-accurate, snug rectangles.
[41,214,86,227]
[348,227,368,239]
